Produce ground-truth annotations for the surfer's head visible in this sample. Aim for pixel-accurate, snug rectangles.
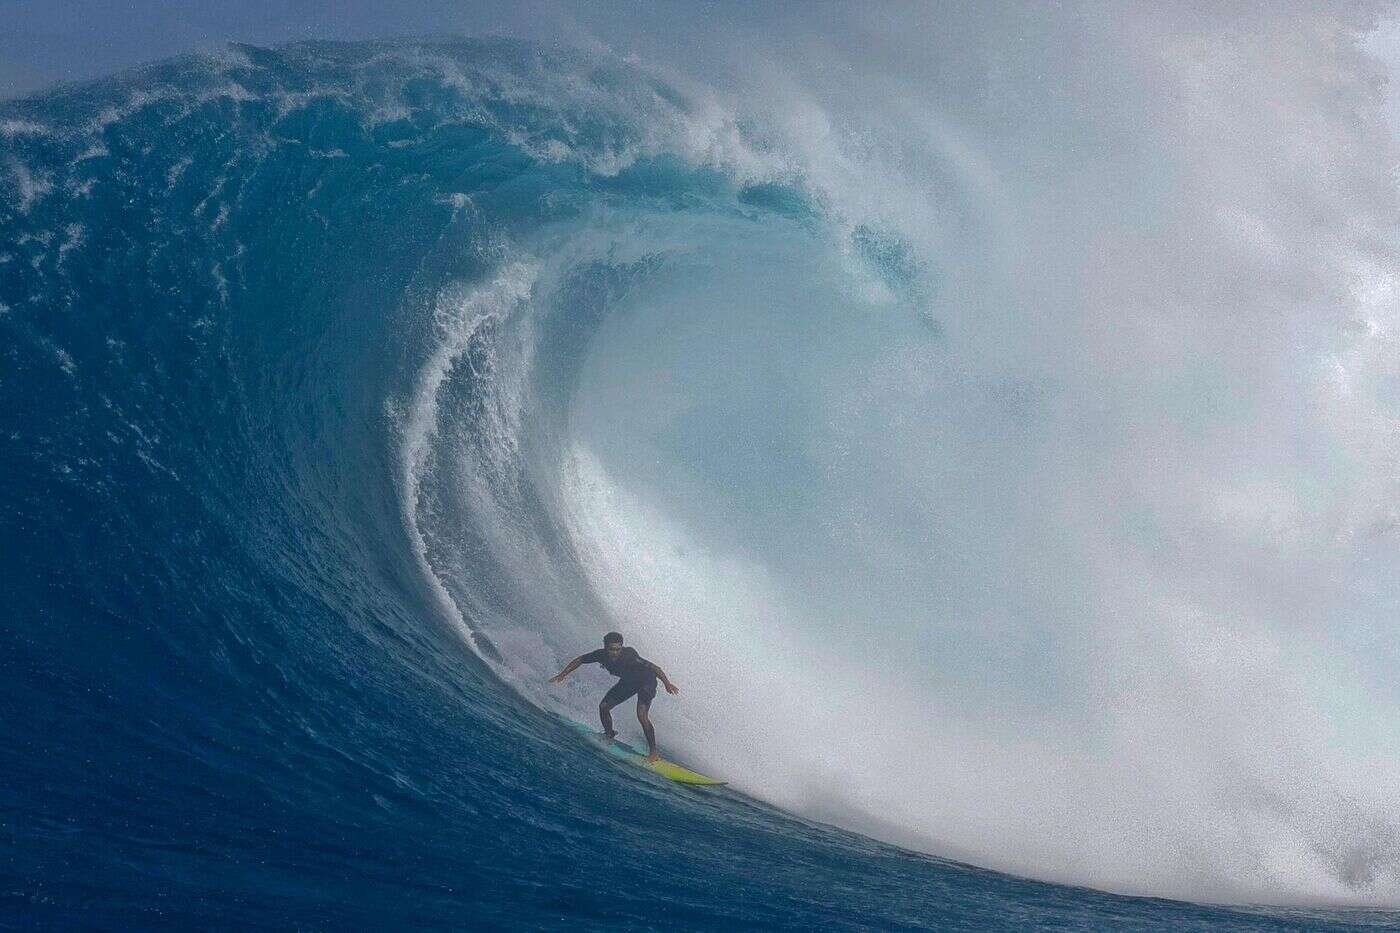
[603,632,624,653]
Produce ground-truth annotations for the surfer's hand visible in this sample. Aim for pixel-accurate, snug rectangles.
[665,682,680,695]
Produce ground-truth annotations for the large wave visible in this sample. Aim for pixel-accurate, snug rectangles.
[5,14,1400,918]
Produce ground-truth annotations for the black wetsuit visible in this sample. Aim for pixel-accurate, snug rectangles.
[581,646,658,707]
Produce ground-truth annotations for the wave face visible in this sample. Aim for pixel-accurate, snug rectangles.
[4,28,1400,927]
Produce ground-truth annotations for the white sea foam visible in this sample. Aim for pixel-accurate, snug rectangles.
[56,223,85,267]
[397,261,539,658]
[1,119,49,138]
[6,159,52,213]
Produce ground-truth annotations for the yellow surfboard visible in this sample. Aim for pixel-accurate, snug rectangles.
[567,720,726,786]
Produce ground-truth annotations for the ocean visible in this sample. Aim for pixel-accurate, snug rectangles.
[4,35,1400,929]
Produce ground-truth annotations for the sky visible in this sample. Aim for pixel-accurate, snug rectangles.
[9,3,1400,125]
[0,0,552,99]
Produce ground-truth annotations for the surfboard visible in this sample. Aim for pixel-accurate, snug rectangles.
[565,720,726,786]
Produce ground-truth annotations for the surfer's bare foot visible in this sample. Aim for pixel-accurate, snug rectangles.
[646,750,659,763]
[604,730,618,741]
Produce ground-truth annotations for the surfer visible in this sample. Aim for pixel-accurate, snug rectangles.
[548,632,680,762]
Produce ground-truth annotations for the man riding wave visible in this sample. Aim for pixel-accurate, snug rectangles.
[549,632,679,762]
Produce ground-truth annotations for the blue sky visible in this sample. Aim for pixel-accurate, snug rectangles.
[0,0,569,98]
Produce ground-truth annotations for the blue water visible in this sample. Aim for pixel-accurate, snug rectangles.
[2,38,1397,929]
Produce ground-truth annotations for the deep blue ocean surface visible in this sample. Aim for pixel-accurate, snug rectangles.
[4,38,1399,929]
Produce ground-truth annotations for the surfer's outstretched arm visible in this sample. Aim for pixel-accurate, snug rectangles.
[650,663,680,695]
[547,656,587,684]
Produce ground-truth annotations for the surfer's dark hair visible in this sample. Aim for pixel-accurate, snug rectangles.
[603,631,624,647]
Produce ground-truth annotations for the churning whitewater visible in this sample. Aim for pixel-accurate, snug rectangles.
[5,14,1400,927]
